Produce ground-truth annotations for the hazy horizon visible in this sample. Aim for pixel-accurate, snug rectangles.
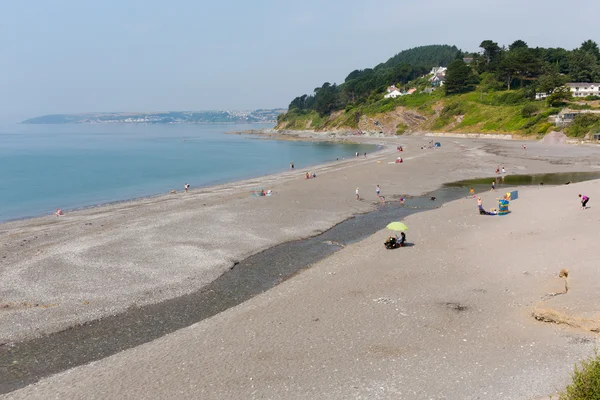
[1,0,599,123]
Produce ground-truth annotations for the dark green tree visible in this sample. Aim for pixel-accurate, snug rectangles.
[509,40,528,51]
[445,59,477,94]
[479,40,502,72]
[499,47,542,89]
[536,63,569,94]
[568,50,600,82]
[580,39,600,61]
[546,86,572,107]
[314,83,339,116]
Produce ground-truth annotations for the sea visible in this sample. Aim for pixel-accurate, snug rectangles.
[0,123,375,222]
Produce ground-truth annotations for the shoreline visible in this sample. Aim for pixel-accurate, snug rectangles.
[2,135,600,345]
[0,136,381,225]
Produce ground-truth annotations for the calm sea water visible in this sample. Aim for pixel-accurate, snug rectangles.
[0,124,374,222]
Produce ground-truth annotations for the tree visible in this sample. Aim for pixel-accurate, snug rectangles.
[479,40,502,72]
[499,47,542,90]
[568,50,600,82]
[580,39,600,61]
[546,86,572,107]
[509,40,528,51]
[445,60,477,94]
[314,83,339,116]
[536,63,568,94]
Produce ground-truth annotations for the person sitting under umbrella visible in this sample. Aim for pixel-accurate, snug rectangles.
[398,231,406,246]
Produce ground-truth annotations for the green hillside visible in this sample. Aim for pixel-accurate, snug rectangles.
[277,40,600,137]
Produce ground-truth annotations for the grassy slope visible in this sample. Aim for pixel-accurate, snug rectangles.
[277,90,564,137]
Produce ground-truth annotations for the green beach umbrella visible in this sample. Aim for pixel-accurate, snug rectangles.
[386,222,408,232]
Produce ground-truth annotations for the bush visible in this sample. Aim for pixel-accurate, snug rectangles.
[540,108,561,118]
[396,123,407,135]
[494,90,527,105]
[537,122,553,134]
[559,350,600,400]
[521,103,539,117]
[585,95,600,101]
[565,114,600,137]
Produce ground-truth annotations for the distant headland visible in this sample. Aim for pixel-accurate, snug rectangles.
[21,109,286,124]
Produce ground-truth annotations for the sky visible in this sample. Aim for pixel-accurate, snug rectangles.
[0,0,598,123]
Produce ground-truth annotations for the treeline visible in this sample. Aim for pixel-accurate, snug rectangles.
[445,39,600,98]
[287,45,460,116]
[284,40,600,118]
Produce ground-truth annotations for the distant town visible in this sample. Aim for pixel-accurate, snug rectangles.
[21,109,286,124]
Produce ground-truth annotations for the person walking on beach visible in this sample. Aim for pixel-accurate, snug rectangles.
[579,194,590,210]
[356,187,360,201]
[184,183,190,193]
[376,185,381,198]
[491,180,496,191]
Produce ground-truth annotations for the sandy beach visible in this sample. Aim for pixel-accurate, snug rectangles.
[2,135,600,398]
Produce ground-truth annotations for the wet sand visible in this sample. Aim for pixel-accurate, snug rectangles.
[2,135,600,398]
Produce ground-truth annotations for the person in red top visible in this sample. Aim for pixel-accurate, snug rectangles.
[579,194,590,210]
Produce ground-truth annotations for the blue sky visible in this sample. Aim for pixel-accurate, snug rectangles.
[0,0,597,122]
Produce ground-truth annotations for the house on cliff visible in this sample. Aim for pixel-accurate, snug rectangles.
[566,82,600,97]
[384,85,403,99]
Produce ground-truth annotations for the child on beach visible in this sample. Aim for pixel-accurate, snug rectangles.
[400,197,405,205]
[54,208,63,217]
[184,183,190,193]
[469,188,475,198]
[491,181,496,191]
[356,187,360,201]
[376,185,381,197]
[579,194,590,210]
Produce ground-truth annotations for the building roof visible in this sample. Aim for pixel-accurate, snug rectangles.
[566,82,600,87]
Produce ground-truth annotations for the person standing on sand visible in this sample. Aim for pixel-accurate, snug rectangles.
[184,183,190,193]
[356,187,360,201]
[491,181,496,191]
[376,185,381,198]
[502,166,506,174]
[579,194,590,210]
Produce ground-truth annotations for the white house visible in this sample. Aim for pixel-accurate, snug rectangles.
[432,73,446,86]
[566,82,600,97]
[384,85,403,99]
[535,92,549,100]
[429,66,447,76]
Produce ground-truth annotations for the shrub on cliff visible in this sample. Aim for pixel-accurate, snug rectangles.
[565,114,600,137]
[559,350,600,400]
[521,103,539,117]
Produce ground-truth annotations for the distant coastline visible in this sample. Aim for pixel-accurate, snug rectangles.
[21,109,286,124]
